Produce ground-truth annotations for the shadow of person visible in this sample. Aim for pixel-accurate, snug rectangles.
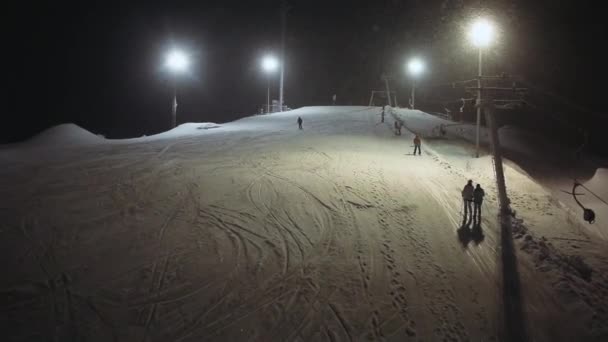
[457,225,472,248]
[471,222,485,244]
[462,210,472,228]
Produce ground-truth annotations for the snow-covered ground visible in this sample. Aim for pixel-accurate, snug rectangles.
[1,106,607,341]
[391,107,608,239]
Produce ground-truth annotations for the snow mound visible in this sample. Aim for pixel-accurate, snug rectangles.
[23,123,103,148]
[166,122,221,134]
[132,122,221,141]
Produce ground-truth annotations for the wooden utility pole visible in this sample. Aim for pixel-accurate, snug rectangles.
[467,77,527,212]
[483,99,510,213]
[478,89,528,342]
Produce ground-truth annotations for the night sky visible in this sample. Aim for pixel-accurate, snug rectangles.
[4,0,607,143]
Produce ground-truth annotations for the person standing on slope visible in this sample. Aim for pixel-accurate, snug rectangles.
[297,116,303,129]
[413,134,421,155]
[461,180,474,223]
[473,184,485,223]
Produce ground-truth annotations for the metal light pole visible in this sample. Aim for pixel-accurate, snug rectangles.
[165,49,189,128]
[476,48,483,157]
[261,55,279,113]
[469,18,495,158]
[171,80,178,128]
[266,76,271,113]
[279,2,289,112]
[411,79,416,109]
[407,58,425,110]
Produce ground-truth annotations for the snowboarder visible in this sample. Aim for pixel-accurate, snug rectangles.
[462,180,474,222]
[297,116,303,129]
[413,134,421,155]
[473,184,485,222]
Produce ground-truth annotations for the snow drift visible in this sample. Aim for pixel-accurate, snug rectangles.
[17,123,102,148]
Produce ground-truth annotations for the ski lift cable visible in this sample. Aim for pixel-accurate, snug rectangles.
[420,97,475,105]
[576,182,608,207]
[423,78,478,89]
[519,78,605,120]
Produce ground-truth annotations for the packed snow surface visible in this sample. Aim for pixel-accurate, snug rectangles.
[1,106,607,341]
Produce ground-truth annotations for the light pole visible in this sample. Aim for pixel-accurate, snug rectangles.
[469,18,495,157]
[261,55,279,113]
[165,49,190,128]
[407,58,425,109]
[279,2,289,112]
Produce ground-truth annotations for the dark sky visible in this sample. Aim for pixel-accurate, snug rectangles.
[4,0,607,143]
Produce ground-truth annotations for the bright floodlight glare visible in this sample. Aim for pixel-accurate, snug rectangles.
[262,56,279,73]
[407,58,425,76]
[469,18,495,47]
[166,50,189,73]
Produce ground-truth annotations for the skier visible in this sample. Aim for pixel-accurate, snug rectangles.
[413,134,421,155]
[381,107,385,123]
[397,121,402,135]
[461,180,474,223]
[394,121,400,135]
[473,184,485,222]
[332,94,337,105]
[297,116,303,129]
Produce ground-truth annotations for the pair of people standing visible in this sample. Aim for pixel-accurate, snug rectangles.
[461,180,485,224]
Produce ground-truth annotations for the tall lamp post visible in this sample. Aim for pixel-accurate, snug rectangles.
[469,18,496,157]
[165,49,190,128]
[407,58,425,109]
[261,55,279,113]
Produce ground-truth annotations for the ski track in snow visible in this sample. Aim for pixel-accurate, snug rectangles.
[1,106,607,341]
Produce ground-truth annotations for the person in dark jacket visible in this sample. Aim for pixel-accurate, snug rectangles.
[413,134,421,155]
[462,180,474,222]
[297,116,303,129]
[473,184,485,222]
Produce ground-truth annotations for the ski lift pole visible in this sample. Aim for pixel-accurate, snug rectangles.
[382,74,393,107]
